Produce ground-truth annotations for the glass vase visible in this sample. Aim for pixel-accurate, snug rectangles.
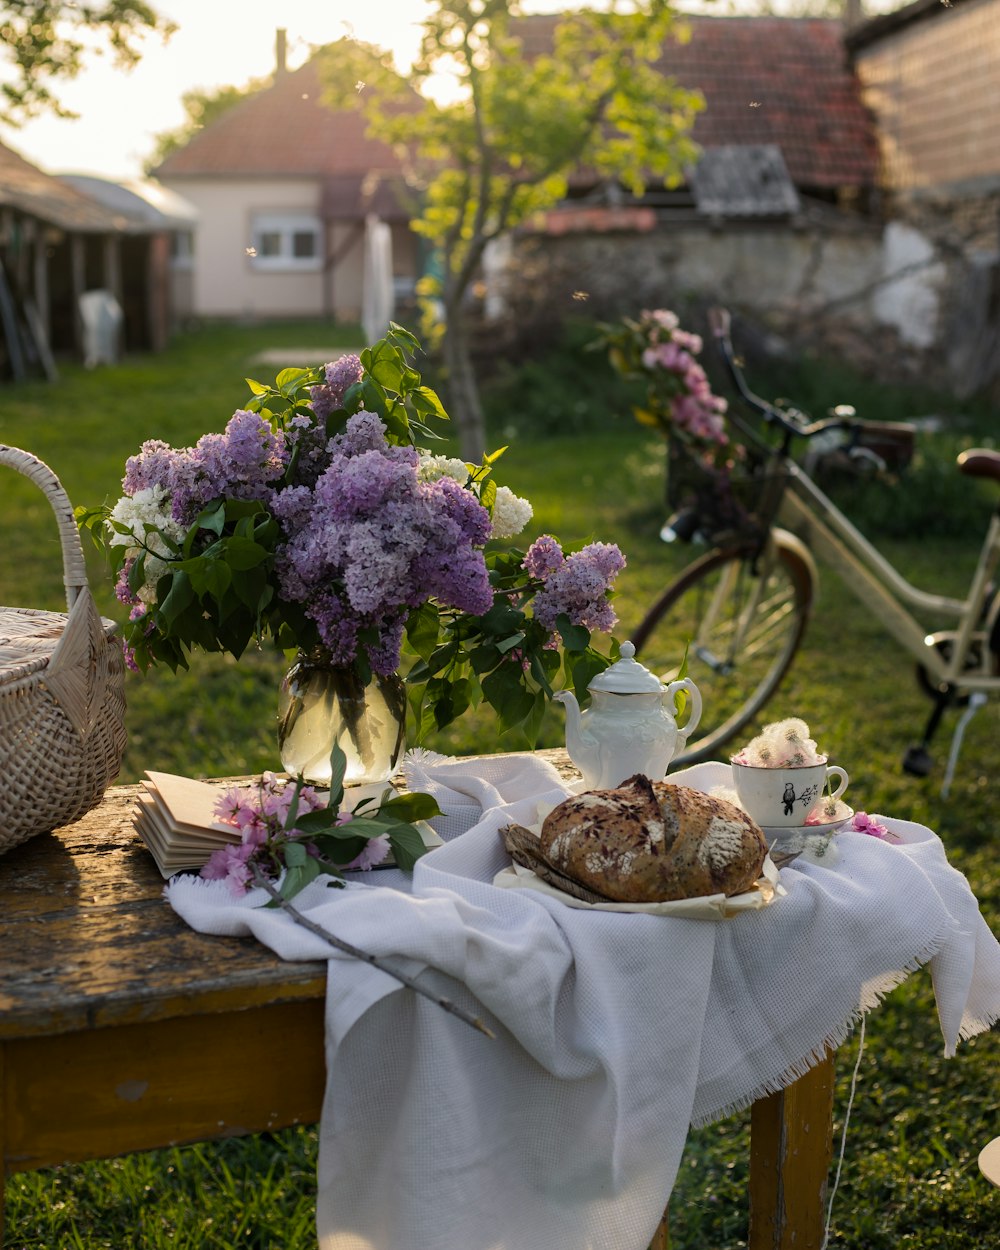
[277,650,406,787]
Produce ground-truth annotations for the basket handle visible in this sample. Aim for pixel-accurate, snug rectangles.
[0,444,89,614]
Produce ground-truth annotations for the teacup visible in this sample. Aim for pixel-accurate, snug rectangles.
[731,759,849,828]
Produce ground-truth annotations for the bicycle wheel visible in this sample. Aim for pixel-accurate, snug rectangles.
[633,535,815,766]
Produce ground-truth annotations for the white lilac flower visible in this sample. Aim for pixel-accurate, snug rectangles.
[417,453,469,484]
[107,487,186,606]
[107,487,185,557]
[489,485,533,539]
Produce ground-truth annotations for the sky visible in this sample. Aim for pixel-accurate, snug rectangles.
[0,0,584,181]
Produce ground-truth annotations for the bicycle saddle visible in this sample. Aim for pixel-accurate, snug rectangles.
[957,448,1000,484]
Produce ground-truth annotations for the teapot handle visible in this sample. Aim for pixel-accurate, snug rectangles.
[664,678,702,743]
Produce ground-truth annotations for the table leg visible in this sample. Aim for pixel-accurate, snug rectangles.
[748,1052,835,1250]
[647,1206,669,1249]
[1,1042,6,1248]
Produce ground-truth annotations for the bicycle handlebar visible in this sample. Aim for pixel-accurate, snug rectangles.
[708,306,859,443]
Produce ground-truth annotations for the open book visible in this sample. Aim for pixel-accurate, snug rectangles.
[133,771,443,880]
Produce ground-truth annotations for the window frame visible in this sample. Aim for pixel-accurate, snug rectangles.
[248,212,324,272]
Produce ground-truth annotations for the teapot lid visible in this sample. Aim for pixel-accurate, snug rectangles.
[588,642,665,694]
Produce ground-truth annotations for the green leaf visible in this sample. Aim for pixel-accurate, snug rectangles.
[265,855,323,906]
[276,366,311,390]
[480,601,524,636]
[405,602,441,662]
[481,665,535,732]
[158,571,194,627]
[222,536,270,571]
[408,385,448,420]
[387,822,429,873]
[382,793,442,821]
[556,614,590,653]
[328,742,347,809]
[572,651,609,702]
[283,840,308,868]
[244,377,269,396]
[194,500,226,536]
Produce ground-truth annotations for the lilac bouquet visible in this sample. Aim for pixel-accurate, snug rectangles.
[79,324,626,741]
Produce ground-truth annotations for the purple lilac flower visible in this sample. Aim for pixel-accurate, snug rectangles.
[122,412,289,527]
[122,439,177,494]
[273,412,493,674]
[531,541,626,634]
[310,354,364,421]
[523,535,565,579]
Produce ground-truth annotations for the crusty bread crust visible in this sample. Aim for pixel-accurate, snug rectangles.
[538,774,766,902]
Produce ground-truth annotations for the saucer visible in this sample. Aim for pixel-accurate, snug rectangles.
[762,802,854,842]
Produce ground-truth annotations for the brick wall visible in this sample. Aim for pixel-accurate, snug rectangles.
[854,0,1000,195]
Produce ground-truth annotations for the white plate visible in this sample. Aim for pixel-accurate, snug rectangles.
[492,855,784,918]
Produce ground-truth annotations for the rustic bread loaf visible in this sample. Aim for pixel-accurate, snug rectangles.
[538,774,766,903]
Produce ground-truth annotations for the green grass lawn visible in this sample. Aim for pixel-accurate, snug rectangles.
[2,320,998,1248]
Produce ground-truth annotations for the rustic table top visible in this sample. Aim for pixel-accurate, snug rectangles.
[0,749,579,1044]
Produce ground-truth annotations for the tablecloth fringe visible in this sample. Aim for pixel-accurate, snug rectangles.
[692,933,949,1128]
[958,1007,1000,1043]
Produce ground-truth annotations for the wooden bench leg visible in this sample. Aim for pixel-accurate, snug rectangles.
[748,1052,835,1250]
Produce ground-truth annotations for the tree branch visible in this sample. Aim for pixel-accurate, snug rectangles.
[251,869,496,1039]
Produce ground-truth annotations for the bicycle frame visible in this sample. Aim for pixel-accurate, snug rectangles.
[778,460,1000,694]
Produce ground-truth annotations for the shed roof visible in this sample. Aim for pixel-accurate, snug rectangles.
[690,145,802,217]
[58,174,199,229]
[516,14,879,191]
[0,140,129,232]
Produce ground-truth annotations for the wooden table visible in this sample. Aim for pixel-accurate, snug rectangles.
[0,754,835,1249]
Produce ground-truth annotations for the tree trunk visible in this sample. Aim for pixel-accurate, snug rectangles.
[442,308,487,462]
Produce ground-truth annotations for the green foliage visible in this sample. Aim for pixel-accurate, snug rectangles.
[319,1,703,449]
[481,319,639,440]
[0,1,175,125]
[322,2,701,302]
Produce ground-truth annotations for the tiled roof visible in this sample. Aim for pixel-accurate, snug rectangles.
[155,18,878,195]
[515,14,879,190]
[0,141,131,232]
[154,59,408,180]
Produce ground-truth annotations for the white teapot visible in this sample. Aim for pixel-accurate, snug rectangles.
[554,642,702,790]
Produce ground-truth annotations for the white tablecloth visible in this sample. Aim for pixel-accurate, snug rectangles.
[166,754,1000,1250]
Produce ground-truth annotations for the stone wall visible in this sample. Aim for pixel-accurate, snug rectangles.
[493,209,987,392]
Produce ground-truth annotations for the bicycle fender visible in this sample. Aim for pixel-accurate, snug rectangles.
[770,526,820,592]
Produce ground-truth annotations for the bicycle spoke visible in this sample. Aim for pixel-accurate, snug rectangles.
[633,542,812,763]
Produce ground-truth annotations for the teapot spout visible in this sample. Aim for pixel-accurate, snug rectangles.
[555,689,599,781]
[554,688,581,726]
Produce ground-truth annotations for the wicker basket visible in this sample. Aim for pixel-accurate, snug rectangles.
[665,436,788,546]
[0,446,127,855]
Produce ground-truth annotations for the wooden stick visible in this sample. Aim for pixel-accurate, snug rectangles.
[251,870,496,1039]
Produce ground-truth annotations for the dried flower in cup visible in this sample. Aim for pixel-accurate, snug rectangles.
[731,718,824,768]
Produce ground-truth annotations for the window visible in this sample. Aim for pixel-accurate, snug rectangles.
[249,213,322,270]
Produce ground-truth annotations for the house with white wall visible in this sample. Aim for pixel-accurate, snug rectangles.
[154,37,417,328]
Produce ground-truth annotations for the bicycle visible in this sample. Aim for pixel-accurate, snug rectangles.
[632,307,1000,783]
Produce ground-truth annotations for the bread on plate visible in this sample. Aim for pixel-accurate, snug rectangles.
[537,773,766,903]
